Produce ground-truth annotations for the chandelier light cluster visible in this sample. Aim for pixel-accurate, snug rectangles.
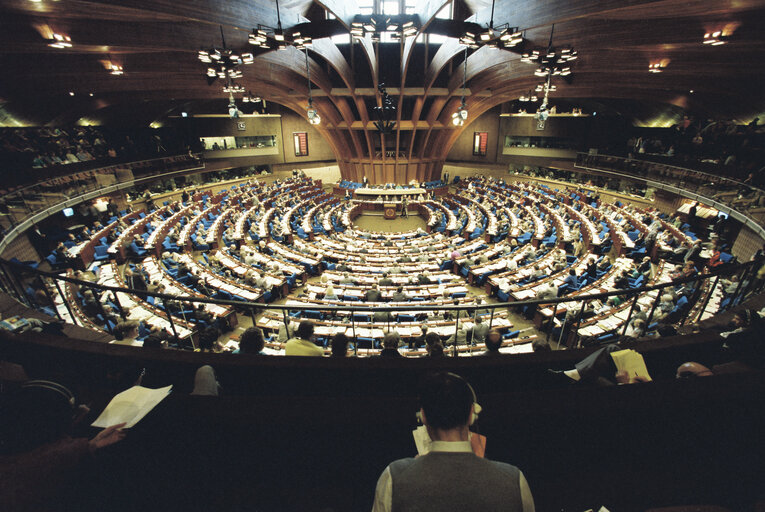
[199,48,254,81]
[648,59,669,73]
[460,25,522,49]
[350,16,418,41]
[521,46,576,77]
[223,82,245,93]
[248,26,312,50]
[374,84,398,132]
[242,91,262,103]
[703,30,728,45]
[48,32,72,48]
[518,91,538,102]
[521,82,557,102]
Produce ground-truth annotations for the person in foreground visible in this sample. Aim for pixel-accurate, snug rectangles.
[372,372,534,512]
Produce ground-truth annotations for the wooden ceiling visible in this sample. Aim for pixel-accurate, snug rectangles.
[1,0,764,179]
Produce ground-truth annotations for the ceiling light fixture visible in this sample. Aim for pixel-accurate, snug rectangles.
[452,48,469,126]
[200,27,253,87]
[521,25,577,78]
[703,30,728,45]
[373,83,397,133]
[350,15,419,41]
[304,48,320,125]
[48,32,72,48]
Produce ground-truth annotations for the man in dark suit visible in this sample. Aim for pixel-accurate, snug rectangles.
[585,257,598,279]
[365,284,382,302]
[379,272,394,287]
[391,286,408,302]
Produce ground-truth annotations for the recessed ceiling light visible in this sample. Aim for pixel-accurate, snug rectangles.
[69,91,75,96]
[89,92,94,97]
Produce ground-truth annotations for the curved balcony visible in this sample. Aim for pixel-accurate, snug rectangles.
[0,154,204,254]
[575,153,765,239]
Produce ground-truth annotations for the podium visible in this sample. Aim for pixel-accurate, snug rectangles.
[383,203,397,219]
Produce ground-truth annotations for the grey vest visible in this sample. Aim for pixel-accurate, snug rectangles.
[389,452,523,512]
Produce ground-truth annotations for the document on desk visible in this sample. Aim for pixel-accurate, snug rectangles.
[92,385,172,429]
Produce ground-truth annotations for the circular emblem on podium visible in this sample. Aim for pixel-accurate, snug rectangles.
[384,207,395,219]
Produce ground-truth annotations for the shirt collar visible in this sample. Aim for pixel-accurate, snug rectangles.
[430,440,473,453]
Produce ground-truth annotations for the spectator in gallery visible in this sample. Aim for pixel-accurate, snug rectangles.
[482,328,503,356]
[0,380,127,512]
[284,320,323,356]
[378,332,403,358]
[425,332,444,358]
[331,332,351,357]
[372,372,534,512]
[234,327,266,355]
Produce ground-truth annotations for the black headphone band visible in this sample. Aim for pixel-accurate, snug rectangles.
[21,380,75,407]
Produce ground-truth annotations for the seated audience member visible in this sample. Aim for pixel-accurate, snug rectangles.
[532,340,552,352]
[374,309,392,323]
[378,332,403,358]
[197,326,221,352]
[372,372,534,512]
[331,332,351,357]
[365,283,383,302]
[324,285,339,301]
[0,380,127,512]
[447,323,470,347]
[535,282,558,302]
[235,327,266,355]
[285,320,323,356]
[613,270,631,290]
[190,365,221,396]
[391,286,408,302]
[111,321,141,346]
[624,318,646,339]
[277,320,296,343]
[425,332,444,358]
[482,329,502,356]
[562,269,579,289]
[471,316,489,345]
[339,273,356,286]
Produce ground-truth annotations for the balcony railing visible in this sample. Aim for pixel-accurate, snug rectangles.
[1,256,760,356]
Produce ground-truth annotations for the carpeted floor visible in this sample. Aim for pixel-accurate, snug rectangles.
[352,212,427,233]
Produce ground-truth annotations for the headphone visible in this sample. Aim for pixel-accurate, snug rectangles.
[417,372,482,426]
[21,380,76,408]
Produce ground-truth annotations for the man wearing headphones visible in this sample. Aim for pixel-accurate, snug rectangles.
[372,372,534,512]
